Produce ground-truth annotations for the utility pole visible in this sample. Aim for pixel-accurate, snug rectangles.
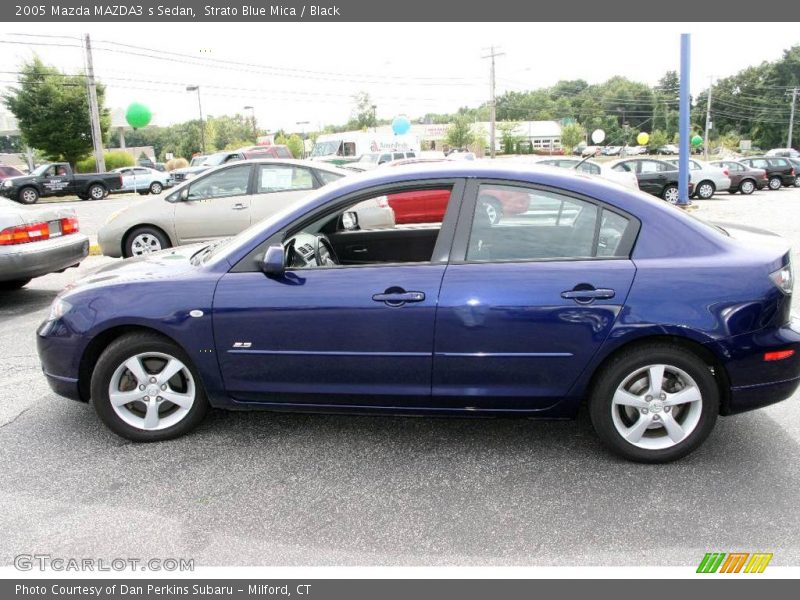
[704,76,713,160]
[83,34,105,172]
[482,46,504,158]
[787,87,798,149]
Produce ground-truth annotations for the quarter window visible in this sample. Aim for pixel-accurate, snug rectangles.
[256,165,315,193]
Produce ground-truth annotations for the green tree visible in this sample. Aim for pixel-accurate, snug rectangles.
[647,129,669,152]
[351,91,376,130]
[3,57,110,167]
[498,121,521,154]
[445,115,476,149]
[559,122,585,154]
[274,133,305,158]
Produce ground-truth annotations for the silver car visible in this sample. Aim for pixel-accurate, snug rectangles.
[112,166,173,195]
[0,199,89,289]
[665,158,732,199]
[98,159,395,258]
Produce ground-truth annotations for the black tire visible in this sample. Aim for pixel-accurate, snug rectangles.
[661,184,679,204]
[137,191,150,196]
[90,333,208,442]
[738,179,756,195]
[77,194,89,201]
[87,183,106,201]
[149,181,163,195]
[768,176,782,191]
[124,226,171,258]
[0,278,32,290]
[17,186,39,205]
[589,343,719,463]
[479,195,504,225]
[695,180,715,200]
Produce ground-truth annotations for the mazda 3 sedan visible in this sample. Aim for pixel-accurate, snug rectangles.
[37,163,800,462]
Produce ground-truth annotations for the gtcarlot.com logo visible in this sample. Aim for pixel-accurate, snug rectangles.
[14,554,194,572]
[697,552,773,573]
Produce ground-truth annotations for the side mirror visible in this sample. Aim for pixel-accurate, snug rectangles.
[341,211,359,231]
[180,187,189,201]
[260,244,285,276]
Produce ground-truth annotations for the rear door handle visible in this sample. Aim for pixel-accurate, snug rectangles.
[561,288,615,303]
[232,203,247,210]
[372,290,425,306]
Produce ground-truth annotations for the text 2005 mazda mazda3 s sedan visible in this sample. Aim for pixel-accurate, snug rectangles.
[37,163,800,462]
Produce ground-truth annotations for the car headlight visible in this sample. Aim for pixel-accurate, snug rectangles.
[2,180,12,188]
[770,264,793,295]
[47,297,72,321]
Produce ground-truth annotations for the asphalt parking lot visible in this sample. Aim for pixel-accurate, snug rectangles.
[2,187,800,567]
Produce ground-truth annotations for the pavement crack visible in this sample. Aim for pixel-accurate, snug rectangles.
[0,406,33,430]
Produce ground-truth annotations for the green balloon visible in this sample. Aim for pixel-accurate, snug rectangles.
[125,102,152,129]
[691,134,703,147]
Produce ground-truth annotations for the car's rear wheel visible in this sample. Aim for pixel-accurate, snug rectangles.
[149,181,163,194]
[768,176,782,190]
[88,184,106,200]
[91,333,208,441]
[18,187,39,204]
[480,196,503,225]
[589,343,719,463]
[661,185,679,204]
[695,181,715,199]
[739,179,756,195]
[124,226,171,258]
[0,278,32,290]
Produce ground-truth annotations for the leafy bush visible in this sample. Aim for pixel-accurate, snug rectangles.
[75,150,134,173]
[166,157,189,171]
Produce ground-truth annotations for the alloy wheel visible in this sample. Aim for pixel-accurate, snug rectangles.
[130,233,163,255]
[769,177,782,190]
[610,363,703,451]
[740,180,755,194]
[150,182,163,194]
[663,187,679,204]
[697,182,714,199]
[108,352,196,431]
[90,185,105,199]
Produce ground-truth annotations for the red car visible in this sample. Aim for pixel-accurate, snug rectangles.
[387,187,528,225]
[0,164,24,182]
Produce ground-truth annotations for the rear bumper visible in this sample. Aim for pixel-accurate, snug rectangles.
[709,320,800,415]
[0,234,89,281]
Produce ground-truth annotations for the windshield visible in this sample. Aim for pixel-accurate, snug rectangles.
[201,153,228,167]
[311,141,341,157]
[31,164,52,176]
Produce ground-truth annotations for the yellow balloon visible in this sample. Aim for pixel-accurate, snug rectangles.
[637,132,650,145]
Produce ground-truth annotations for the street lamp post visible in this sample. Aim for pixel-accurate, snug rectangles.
[186,85,205,153]
[244,106,257,143]
[371,104,377,132]
[296,121,310,158]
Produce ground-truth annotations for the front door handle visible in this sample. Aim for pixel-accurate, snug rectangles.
[232,203,247,210]
[372,289,425,307]
[561,287,615,303]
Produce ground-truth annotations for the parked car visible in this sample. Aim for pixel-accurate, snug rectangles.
[0,199,89,289]
[738,156,797,190]
[582,145,601,157]
[665,159,731,199]
[602,146,623,156]
[765,148,800,158]
[624,145,647,156]
[708,160,768,195]
[172,146,294,184]
[39,162,800,463]
[655,144,679,155]
[0,164,24,182]
[349,151,417,171]
[609,158,693,203]
[97,160,389,258]
[112,166,173,195]
[788,158,800,186]
[385,185,527,225]
[0,163,123,204]
[530,157,640,190]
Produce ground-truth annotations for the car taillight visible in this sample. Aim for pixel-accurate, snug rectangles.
[769,264,793,295]
[61,216,79,235]
[723,169,729,176]
[791,168,796,177]
[764,349,795,361]
[0,222,49,245]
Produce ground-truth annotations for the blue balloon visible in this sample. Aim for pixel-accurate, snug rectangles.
[392,116,411,135]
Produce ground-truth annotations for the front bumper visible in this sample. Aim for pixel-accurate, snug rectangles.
[97,225,124,258]
[709,320,800,415]
[0,233,89,281]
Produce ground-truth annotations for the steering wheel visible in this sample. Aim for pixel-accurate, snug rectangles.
[314,235,339,267]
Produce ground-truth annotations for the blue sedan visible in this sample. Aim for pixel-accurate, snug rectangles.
[36,162,800,462]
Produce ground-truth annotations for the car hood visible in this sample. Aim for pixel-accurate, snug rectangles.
[64,244,207,294]
[172,165,212,175]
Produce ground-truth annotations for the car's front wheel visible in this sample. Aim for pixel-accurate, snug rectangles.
[589,343,719,463]
[124,226,171,258]
[149,181,163,194]
[91,333,208,442]
[695,180,715,199]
